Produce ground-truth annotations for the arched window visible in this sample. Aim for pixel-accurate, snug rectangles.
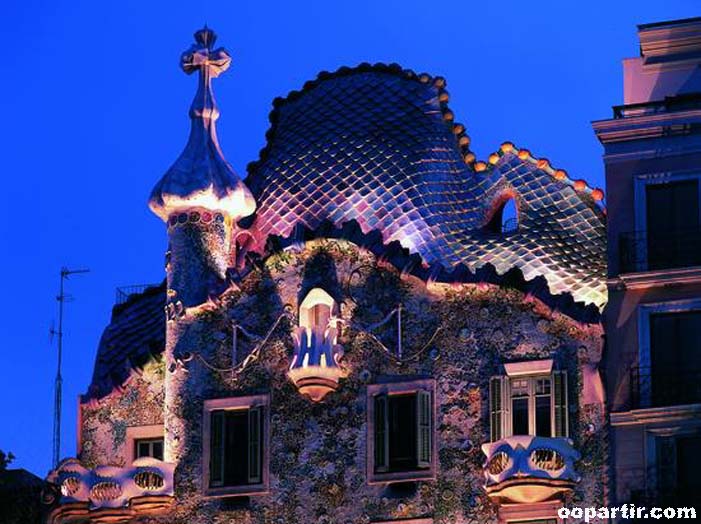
[486,196,519,234]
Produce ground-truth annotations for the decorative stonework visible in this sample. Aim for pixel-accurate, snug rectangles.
[481,436,580,504]
[46,457,174,509]
[149,27,255,221]
[60,239,606,524]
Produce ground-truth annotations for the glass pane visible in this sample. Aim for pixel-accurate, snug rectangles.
[152,440,163,461]
[137,441,150,458]
[512,397,529,435]
[535,395,551,437]
[511,379,529,397]
[646,180,701,270]
[650,311,701,406]
[388,394,417,471]
[536,378,551,395]
[223,410,249,486]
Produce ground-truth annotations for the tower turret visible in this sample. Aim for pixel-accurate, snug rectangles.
[149,27,255,308]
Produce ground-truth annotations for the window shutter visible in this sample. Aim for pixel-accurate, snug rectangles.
[490,376,508,441]
[416,390,432,468]
[210,411,224,487]
[247,406,263,484]
[552,370,569,437]
[374,394,389,472]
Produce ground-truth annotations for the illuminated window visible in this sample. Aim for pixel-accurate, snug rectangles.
[489,361,568,441]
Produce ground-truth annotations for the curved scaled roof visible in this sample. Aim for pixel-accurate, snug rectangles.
[84,283,166,401]
[246,64,606,307]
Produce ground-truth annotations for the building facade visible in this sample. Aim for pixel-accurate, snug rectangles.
[593,17,701,510]
[38,21,657,524]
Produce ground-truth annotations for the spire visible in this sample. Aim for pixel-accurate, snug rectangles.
[149,27,256,221]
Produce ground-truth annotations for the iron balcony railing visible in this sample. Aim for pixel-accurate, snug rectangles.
[115,284,160,305]
[630,366,701,409]
[619,229,701,273]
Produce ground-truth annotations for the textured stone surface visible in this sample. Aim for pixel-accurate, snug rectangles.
[76,240,606,524]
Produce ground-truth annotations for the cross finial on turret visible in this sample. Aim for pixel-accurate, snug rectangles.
[148,27,256,222]
[181,27,231,79]
[180,27,231,121]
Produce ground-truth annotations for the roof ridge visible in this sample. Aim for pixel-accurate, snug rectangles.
[246,62,472,177]
[474,142,606,214]
[245,63,605,213]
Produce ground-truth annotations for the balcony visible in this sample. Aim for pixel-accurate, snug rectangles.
[43,458,174,523]
[481,436,580,504]
[619,229,701,274]
[630,366,701,409]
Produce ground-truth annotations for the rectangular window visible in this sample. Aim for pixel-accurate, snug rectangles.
[134,438,164,461]
[649,310,701,406]
[645,179,701,270]
[510,376,552,437]
[368,379,436,484]
[203,395,269,497]
[209,407,263,488]
[655,433,701,506]
[490,369,568,440]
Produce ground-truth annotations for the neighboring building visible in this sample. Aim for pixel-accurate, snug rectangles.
[0,467,47,524]
[593,17,701,510]
[43,27,612,524]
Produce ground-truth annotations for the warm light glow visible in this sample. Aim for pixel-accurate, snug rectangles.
[151,184,257,221]
[288,287,346,402]
[591,188,604,201]
[500,142,514,153]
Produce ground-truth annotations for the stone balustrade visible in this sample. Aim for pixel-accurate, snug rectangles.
[46,457,174,510]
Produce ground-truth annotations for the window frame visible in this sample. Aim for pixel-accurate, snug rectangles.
[126,424,164,463]
[202,394,270,498]
[637,298,701,408]
[366,378,437,484]
[134,437,164,461]
[644,425,701,501]
[490,360,569,440]
[508,375,553,437]
[634,171,701,235]
[632,171,701,272]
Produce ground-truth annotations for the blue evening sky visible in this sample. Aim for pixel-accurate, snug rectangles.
[1,0,698,477]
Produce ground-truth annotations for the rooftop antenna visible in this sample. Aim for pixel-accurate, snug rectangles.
[51,267,89,468]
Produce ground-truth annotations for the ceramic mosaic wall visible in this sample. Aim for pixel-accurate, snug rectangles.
[78,239,606,524]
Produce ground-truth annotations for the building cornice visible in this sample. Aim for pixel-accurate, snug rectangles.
[607,266,701,291]
[610,403,701,427]
[592,109,701,145]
